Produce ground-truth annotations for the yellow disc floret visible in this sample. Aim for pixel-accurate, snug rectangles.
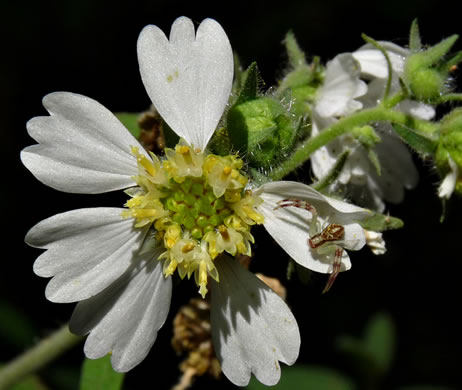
[123,140,264,298]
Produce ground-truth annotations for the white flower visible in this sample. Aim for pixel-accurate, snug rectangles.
[311,43,433,212]
[255,181,371,291]
[364,229,386,255]
[314,53,368,119]
[22,17,300,386]
[438,156,459,199]
[310,53,369,199]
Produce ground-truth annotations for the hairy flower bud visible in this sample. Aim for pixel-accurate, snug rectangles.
[404,35,460,102]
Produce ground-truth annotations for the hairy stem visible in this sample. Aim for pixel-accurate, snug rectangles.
[269,105,438,181]
[0,324,83,390]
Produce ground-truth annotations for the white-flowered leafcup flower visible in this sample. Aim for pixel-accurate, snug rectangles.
[22,17,300,386]
[311,44,433,212]
[310,53,369,196]
[255,181,371,292]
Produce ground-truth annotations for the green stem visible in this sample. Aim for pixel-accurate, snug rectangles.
[269,105,438,181]
[383,91,407,108]
[0,324,83,390]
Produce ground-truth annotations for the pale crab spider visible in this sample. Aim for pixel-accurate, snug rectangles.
[274,198,345,293]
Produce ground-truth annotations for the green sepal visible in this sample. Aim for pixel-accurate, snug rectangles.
[409,19,422,53]
[413,34,458,68]
[404,34,459,101]
[392,124,438,155]
[351,126,382,175]
[358,212,403,231]
[115,112,141,139]
[351,125,381,148]
[79,355,124,390]
[234,62,259,106]
[441,50,462,74]
[278,31,323,117]
[367,148,382,177]
[207,126,232,156]
[284,30,307,68]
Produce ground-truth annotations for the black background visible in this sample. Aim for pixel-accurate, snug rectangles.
[2,1,462,389]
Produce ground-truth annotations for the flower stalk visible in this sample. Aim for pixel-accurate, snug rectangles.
[268,104,439,181]
[0,324,82,390]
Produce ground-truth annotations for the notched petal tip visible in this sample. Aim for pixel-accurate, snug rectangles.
[137,16,233,151]
[211,256,300,387]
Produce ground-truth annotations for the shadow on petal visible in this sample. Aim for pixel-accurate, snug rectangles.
[210,256,300,386]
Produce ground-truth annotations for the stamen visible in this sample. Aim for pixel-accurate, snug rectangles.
[182,242,196,253]
[178,145,190,155]
[218,225,230,241]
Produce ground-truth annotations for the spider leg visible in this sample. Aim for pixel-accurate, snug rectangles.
[322,246,343,294]
[274,198,317,215]
[274,199,319,236]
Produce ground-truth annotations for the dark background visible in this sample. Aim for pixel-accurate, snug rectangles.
[2,1,462,389]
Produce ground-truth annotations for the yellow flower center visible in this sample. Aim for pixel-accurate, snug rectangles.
[122,141,264,298]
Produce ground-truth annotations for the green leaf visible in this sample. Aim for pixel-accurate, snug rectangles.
[336,312,396,382]
[115,112,141,139]
[9,375,48,390]
[392,124,438,155]
[246,365,355,390]
[79,356,124,390]
[357,212,403,232]
[363,312,395,374]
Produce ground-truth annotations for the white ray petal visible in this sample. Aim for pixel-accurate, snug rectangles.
[26,208,147,303]
[256,181,368,273]
[397,100,435,120]
[438,157,458,199]
[315,53,367,118]
[70,256,171,372]
[210,256,300,386]
[353,42,408,78]
[257,181,371,219]
[137,17,233,151]
[21,92,145,194]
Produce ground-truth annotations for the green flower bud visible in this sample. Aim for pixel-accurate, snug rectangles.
[227,96,298,168]
[404,34,460,102]
[436,109,462,197]
[351,125,381,147]
[407,68,445,102]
